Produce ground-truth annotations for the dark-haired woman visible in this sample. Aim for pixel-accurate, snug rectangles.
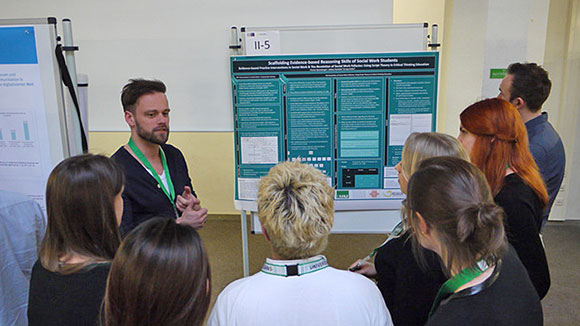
[103,217,211,326]
[28,154,124,326]
[458,98,550,298]
[407,157,542,326]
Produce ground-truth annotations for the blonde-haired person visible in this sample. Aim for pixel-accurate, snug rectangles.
[209,161,392,326]
[408,157,541,326]
[352,132,469,326]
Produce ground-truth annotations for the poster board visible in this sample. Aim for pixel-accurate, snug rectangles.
[239,23,428,55]
[0,18,70,209]
[231,52,439,232]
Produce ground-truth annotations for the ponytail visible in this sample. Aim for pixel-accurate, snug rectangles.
[456,203,507,265]
[406,156,508,275]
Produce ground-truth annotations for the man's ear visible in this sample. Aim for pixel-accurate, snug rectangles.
[511,97,526,111]
[261,225,271,242]
[124,110,135,127]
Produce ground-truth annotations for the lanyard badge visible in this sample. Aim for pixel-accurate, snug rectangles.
[429,260,489,316]
[128,138,176,208]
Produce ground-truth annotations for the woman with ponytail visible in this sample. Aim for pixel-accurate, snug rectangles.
[458,98,550,298]
[351,132,469,326]
[407,157,542,326]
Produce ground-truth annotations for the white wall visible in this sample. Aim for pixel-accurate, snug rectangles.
[544,0,580,220]
[1,0,393,132]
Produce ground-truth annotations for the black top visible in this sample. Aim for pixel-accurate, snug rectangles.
[112,144,195,236]
[374,231,447,326]
[426,246,542,326]
[27,261,110,326]
[494,173,550,299]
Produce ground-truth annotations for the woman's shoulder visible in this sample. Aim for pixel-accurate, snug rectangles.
[496,174,540,206]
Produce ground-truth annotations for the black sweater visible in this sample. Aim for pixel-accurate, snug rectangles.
[426,246,542,326]
[494,173,550,299]
[374,231,447,326]
[112,144,195,236]
[28,261,110,326]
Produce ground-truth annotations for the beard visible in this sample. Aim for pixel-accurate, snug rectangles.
[135,121,169,145]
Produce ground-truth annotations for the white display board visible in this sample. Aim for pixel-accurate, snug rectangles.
[240,24,428,55]
[0,18,69,209]
[232,24,435,233]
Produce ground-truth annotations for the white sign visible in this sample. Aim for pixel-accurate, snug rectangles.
[244,31,280,55]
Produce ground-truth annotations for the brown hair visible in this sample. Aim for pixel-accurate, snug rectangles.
[39,154,123,274]
[460,98,548,207]
[121,78,166,113]
[507,62,551,112]
[405,157,507,276]
[104,218,211,326]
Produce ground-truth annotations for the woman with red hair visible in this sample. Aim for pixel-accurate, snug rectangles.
[458,98,550,299]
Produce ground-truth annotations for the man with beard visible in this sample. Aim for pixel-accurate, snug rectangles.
[112,79,207,235]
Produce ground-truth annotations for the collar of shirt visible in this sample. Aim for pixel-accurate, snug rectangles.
[261,255,329,277]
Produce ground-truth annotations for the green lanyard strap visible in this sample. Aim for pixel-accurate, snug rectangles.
[128,138,176,207]
[429,260,488,317]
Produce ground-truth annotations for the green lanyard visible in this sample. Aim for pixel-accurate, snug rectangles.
[429,260,488,317]
[128,138,176,207]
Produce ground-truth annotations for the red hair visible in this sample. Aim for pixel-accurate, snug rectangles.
[460,98,548,207]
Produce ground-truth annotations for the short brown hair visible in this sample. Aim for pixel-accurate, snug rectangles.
[507,62,551,112]
[258,161,334,259]
[405,157,507,276]
[39,154,124,274]
[104,218,211,326]
[121,79,166,113]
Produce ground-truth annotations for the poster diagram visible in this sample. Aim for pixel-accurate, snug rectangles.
[0,110,42,176]
[231,52,438,210]
[0,24,64,211]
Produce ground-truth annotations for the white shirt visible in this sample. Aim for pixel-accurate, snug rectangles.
[208,255,392,326]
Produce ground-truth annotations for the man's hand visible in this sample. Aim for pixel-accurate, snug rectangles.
[176,198,208,229]
[176,186,200,212]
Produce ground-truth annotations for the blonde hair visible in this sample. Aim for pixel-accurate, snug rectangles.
[402,132,470,179]
[257,161,334,259]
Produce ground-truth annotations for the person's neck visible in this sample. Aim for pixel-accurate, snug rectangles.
[270,251,285,260]
[129,133,160,161]
[518,107,542,124]
[449,260,495,293]
[59,251,92,265]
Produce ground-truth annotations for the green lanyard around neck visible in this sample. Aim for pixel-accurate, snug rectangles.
[429,260,488,317]
[128,138,176,207]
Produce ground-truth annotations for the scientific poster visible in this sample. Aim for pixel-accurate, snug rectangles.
[231,52,438,210]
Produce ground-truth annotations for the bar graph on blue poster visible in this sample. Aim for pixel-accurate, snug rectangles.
[232,52,438,211]
[0,19,69,209]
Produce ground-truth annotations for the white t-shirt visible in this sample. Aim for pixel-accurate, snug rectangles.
[208,255,392,326]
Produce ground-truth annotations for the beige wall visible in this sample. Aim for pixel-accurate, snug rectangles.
[394,0,448,132]
[89,132,237,215]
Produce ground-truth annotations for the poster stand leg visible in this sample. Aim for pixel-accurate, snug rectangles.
[241,210,250,277]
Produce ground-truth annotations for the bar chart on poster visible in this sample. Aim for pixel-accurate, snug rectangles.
[0,19,69,209]
[231,52,439,212]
